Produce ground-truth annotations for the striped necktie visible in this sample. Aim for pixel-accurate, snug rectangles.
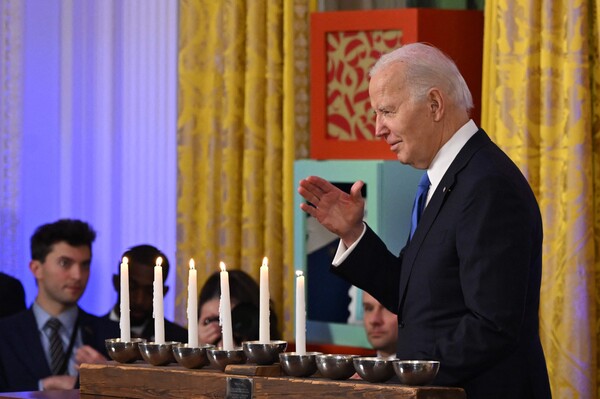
[410,172,431,239]
[46,317,65,375]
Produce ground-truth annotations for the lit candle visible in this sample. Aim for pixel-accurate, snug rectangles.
[219,261,234,350]
[259,256,270,343]
[295,270,306,355]
[119,256,130,342]
[153,256,165,344]
[187,258,198,347]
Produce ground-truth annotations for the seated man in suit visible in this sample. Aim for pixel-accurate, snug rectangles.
[362,291,398,359]
[0,272,26,318]
[0,219,119,392]
[106,245,187,342]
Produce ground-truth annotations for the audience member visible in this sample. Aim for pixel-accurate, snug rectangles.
[0,219,119,392]
[362,291,397,359]
[105,244,187,343]
[198,269,280,347]
[0,272,26,318]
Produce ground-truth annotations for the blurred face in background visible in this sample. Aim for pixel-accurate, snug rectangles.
[362,291,398,358]
[30,242,91,315]
[198,298,221,346]
[127,262,156,325]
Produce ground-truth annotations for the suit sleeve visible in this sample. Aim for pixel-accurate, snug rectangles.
[331,224,404,313]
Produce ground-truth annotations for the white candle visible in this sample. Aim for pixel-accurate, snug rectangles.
[295,270,306,355]
[259,256,270,343]
[187,258,198,347]
[119,256,131,342]
[219,262,234,350]
[153,256,165,344]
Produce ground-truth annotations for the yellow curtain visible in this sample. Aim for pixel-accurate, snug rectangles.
[482,1,599,397]
[175,1,310,340]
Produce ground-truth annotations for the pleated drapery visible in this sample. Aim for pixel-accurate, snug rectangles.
[176,1,311,339]
[482,1,600,397]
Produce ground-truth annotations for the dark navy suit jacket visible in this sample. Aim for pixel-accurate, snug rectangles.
[333,130,552,399]
[0,307,119,392]
[0,273,26,318]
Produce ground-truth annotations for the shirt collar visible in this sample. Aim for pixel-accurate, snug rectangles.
[426,119,478,197]
[32,301,79,332]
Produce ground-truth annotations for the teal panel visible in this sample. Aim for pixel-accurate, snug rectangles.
[293,160,422,347]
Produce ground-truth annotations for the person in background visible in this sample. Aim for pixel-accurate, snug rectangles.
[198,269,280,347]
[362,291,397,359]
[0,272,26,318]
[105,244,187,343]
[0,219,119,392]
[297,43,551,398]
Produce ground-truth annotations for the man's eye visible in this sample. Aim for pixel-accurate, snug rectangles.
[58,259,70,268]
[373,109,393,117]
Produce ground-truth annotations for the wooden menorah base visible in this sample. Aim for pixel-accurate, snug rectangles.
[79,361,465,399]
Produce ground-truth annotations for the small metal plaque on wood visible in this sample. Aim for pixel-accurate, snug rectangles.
[226,377,253,399]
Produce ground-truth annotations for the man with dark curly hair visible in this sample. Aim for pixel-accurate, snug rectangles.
[0,219,118,392]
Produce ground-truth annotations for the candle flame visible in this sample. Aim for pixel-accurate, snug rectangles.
[219,261,227,272]
[121,256,128,265]
[295,270,303,277]
[156,256,163,267]
[189,258,195,270]
[262,256,268,268]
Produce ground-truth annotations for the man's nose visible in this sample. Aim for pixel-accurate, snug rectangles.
[131,289,148,305]
[371,309,384,324]
[70,264,84,279]
[374,116,387,137]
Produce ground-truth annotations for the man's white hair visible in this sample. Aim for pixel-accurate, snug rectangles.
[370,42,473,113]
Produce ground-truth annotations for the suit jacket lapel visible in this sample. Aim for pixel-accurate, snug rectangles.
[79,308,95,346]
[18,309,52,377]
[397,130,491,311]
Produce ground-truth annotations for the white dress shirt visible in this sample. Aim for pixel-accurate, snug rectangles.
[332,119,479,265]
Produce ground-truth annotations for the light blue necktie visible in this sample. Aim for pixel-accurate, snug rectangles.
[410,172,430,239]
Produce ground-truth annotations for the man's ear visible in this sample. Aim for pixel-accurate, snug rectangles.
[112,274,120,292]
[163,286,169,297]
[30,260,42,279]
[428,88,444,121]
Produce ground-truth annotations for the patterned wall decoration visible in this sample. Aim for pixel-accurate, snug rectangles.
[325,30,402,142]
[310,9,483,160]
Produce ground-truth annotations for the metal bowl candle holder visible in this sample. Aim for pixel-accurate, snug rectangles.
[105,338,145,363]
[206,347,246,371]
[138,341,179,366]
[242,340,287,365]
[173,343,215,369]
[315,354,359,380]
[392,360,440,386]
[353,356,395,383]
[278,352,321,378]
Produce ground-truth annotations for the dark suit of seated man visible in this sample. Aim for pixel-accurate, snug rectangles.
[104,244,187,343]
[0,219,119,392]
[0,272,26,318]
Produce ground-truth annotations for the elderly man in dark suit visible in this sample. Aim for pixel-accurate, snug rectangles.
[0,219,118,392]
[0,272,26,318]
[298,43,551,399]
